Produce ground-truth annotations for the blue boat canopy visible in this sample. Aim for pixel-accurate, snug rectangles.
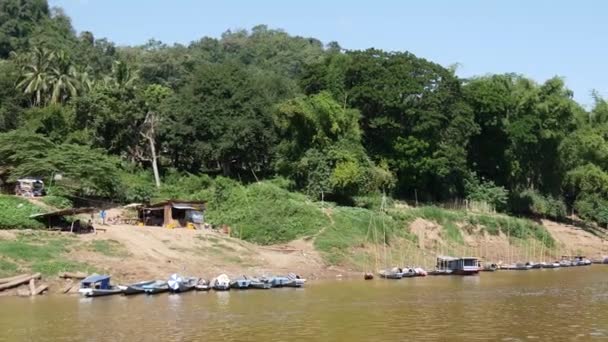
[81,274,111,289]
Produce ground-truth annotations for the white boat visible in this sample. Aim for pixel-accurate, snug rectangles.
[211,274,231,291]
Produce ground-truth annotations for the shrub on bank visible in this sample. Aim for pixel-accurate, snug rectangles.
[0,195,44,229]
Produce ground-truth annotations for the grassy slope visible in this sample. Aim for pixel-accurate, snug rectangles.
[203,181,555,269]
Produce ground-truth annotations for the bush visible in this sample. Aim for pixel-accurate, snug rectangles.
[206,181,329,244]
[574,194,608,227]
[0,195,44,229]
[510,189,566,220]
[464,176,508,212]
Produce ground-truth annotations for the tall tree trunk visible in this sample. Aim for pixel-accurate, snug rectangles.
[148,136,161,188]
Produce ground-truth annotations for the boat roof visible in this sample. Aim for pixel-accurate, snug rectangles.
[81,274,110,283]
[437,256,478,260]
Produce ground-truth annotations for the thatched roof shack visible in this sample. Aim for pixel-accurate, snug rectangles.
[139,200,206,228]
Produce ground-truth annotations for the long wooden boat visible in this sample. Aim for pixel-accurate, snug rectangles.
[119,280,155,296]
[144,281,170,295]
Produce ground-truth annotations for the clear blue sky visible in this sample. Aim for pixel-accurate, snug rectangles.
[50,0,608,107]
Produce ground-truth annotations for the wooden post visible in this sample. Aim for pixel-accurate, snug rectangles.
[164,204,173,227]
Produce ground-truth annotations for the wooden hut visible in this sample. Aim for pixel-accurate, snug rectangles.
[139,200,206,228]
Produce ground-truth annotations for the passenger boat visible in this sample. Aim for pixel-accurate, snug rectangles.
[79,274,123,297]
[144,281,169,295]
[230,277,251,289]
[434,256,480,275]
[211,274,231,291]
[119,280,155,295]
[195,279,210,291]
[167,274,197,293]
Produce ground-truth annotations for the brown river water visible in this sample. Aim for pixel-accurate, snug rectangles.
[1,266,607,341]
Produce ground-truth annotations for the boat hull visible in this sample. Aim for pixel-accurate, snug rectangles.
[80,288,123,297]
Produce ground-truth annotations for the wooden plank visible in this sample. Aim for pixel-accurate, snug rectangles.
[59,272,87,279]
[0,273,41,291]
[28,279,36,295]
[62,281,73,294]
[0,274,31,284]
[32,284,48,296]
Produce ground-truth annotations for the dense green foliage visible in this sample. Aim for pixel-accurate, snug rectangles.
[0,195,43,229]
[0,0,606,230]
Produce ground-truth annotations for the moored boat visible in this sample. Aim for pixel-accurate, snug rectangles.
[144,281,169,295]
[285,273,306,287]
[211,274,231,291]
[119,280,155,295]
[168,274,198,293]
[249,278,272,289]
[230,277,251,290]
[79,274,123,297]
[379,269,403,279]
[195,279,210,291]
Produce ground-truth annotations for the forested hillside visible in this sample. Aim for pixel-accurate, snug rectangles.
[1,0,608,227]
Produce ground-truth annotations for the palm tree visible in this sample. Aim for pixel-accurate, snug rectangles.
[105,61,138,89]
[49,51,79,104]
[16,47,54,106]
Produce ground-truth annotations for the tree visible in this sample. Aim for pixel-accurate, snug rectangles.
[301,49,477,200]
[49,50,79,103]
[274,92,394,198]
[15,46,53,106]
[163,62,279,175]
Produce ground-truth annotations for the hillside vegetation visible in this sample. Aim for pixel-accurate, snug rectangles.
[0,0,607,261]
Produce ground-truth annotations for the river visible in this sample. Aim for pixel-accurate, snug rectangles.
[1,266,607,341]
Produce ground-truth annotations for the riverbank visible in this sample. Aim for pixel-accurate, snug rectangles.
[1,203,607,297]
